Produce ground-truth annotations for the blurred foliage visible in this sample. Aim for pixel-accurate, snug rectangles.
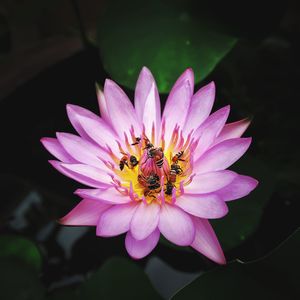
[48,257,162,300]
[0,235,42,271]
[0,236,44,299]
[212,156,274,250]
[97,0,236,93]
[79,257,162,299]
[0,259,45,300]
[173,229,300,299]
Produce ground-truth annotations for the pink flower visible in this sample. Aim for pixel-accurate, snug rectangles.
[41,67,258,264]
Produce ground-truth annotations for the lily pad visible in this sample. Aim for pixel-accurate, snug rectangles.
[79,257,162,299]
[211,156,274,250]
[97,0,236,93]
[0,259,45,300]
[0,235,42,271]
[173,229,300,299]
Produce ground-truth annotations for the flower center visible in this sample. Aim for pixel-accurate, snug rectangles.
[106,124,196,205]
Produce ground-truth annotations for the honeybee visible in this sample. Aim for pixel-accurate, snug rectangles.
[169,168,177,183]
[150,147,164,168]
[143,137,154,150]
[138,173,161,198]
[119,154,139,170]
[171,150,185,164]
[165,181,175,195]
[170,163,183,175]
[131,136,141,146]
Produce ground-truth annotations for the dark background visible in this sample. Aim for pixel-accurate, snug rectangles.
[0,0,299,299]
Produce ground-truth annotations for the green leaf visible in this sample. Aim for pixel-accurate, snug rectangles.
[97,0,236,93]
[0,259,45,300]
[211,156,274,250]
[79,257,162,300]
[172,229,300,299]
[0,235,42,271]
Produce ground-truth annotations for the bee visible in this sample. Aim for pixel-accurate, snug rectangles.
[131,136,141,146]
[165,181,175,195]
[150,147,164,168]
[170,163,183,175]
[138,173,160,189]
[143,146,164,168]
[143,137,154,150]
[169,168,177,183]
[138,173,161,198]
[172,150,185,164]
[119,153,139,170]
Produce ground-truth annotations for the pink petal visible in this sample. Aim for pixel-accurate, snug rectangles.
[162,80,192,146]
[183,81,215,135]
[142,82,161,144]
[40,137,76,163]
[49,160,110,188]
[134,67,161,142]
[175,194,228,219]
[130,202,160,240]
[59,199,111,226]
[193,138,252,174]
[104,79,142,139]
[214,118,251,144]
[125,228,160,259]
[96,84,111,124]
[184,170,237,194]
[217,175,258,201]
[193,106,230,160]
[75,188,131,204]
[66,104,102,141]
[158,204,195,246]
[56,132,108,169]
[74,114,120,154]
[172,68,194,95]
[97,203,138,237]
[191,217,226,265]
[60,163,112,186]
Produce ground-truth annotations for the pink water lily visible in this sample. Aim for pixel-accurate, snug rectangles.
[41,67,258,264]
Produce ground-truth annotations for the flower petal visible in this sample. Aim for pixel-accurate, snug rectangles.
[184,170,237,194]
[162,80,192,146]
[104,79,142,139]
[96,83,111,124]
[217,175,258,201]
[175,194,228,219]
[74,114,121,154]
[130,202,160,240]
[75,188,131,204]
[56,132,108,169]
[97,203,138,237]
[193,138,252,174]
[49,160,110,188]
[214,118,251,144]
[193,106,230,160]
[142,82,161,144]
[59,199,111,226]
[183,81,215,135]
[66,104,102,141]
[158,204,195,246]
[134,67,161,142]
[172,68,194,95]
[191,217,226,264]
[125,228,160,259]
[60,163,113,186]
[40,137,76,163]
